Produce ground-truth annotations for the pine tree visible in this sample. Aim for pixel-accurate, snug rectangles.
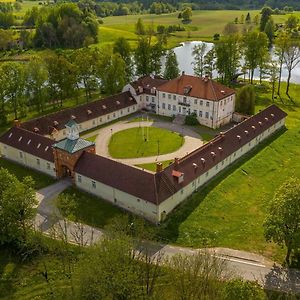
[164,50,179,80]
[245,12,251,23]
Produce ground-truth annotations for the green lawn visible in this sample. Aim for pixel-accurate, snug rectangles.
[0,158,55,189]
[56,187,126,229]
[157,82,300,262]
[97,10,300,48]
[108,127,184,159]
[136,159,173,172]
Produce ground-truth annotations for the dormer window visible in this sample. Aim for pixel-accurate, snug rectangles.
[116,101,120,105]
[244,130,249,135]
[237,135,241,141]
[258,121,262,126]
[34,127,39,132]
[8,133,12,138]
[201,158,205,165]
[172,170,184,184]
[45,146,49,151]
[251,125,256,131]
[53,120,59,126]
[102,105,107,109]
[37,143,41,149]
[271,113,274,118]
[71,115,76,120]
[27,139,31,145]
[87,109,92,115]
[265,117,268,122]
[18,136,22,142]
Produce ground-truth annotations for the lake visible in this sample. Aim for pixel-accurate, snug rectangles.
[170,41,300,83]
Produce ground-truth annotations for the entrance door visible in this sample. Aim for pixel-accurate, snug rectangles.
[182,107,187,115]
[62,165,72,177]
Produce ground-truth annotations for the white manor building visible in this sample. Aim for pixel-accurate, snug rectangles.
[123,74,236,128]
[0,74,287,223]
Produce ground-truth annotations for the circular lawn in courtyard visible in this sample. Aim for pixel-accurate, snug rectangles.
[108,127,184,158]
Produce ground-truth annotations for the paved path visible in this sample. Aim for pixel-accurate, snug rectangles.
[82,120,203,166]
[33,180,300,294]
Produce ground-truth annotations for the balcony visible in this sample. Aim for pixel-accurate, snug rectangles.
[178,101,190,107]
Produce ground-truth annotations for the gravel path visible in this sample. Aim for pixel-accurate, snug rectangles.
[82,120,203,166]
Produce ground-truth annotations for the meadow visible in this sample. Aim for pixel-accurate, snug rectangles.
[98,10,300,48]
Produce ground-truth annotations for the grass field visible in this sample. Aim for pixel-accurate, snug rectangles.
[0,158,55,189]
[108,126,184,159]
[156,82,300,262]
[97,10,300,48]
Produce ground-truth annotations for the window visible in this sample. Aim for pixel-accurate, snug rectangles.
[199,111,203,117]
[127,107,130,112]
[120,110,123,115]
[140,96,142,102]
[168,104,171,110]
[173,95,176,100]
[200,100,203,105]
[205,112,209,119]
[194,99,197,105]
[19,151,23,159]
[47,162,50,170]
[179,106,181,113]
[234,153,236,157]
[206,171,209,177]
[162,93,166,98]
[220,101,223,106]
[78,175,82,183]
[215,164,218,170]
[92,181,96,188]
[183,96,187,103]
[181,189,184,195]
[168,94,171,99]
[92,120,96,125]
[107,115,110,120]
[249,142,251,147]
[37,159,40,165]
[99,118,102,122]
[63,130,66,135]
[194,109,197,114]
[152,97,155,103]
[113,113,116,118]
[206,101,210,107]
[222,161,224,166]
[162,103,166,109]
[173,105,176,111]
[146,96,149,102]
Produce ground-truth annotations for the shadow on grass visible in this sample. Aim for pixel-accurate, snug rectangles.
[157,128,287,246]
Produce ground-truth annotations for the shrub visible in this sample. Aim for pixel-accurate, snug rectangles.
[185,113,199,125]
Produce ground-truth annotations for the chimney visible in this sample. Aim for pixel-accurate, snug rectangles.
[156,162,163,173]
[14,119,21,127]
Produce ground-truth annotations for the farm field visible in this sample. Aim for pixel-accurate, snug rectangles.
[98,10,300,48]
[108,126,184,158]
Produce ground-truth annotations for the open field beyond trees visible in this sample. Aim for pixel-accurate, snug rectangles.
[108,126,184,158]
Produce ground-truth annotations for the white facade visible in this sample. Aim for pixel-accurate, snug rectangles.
[0,143,56,177]
[49,104,138,141]
[74,173,158,223]
[123,84,235,129]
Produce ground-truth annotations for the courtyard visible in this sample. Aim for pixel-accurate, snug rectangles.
[81,114,205,170]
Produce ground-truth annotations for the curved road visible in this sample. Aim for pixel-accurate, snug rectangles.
[82,120,203,166]
[34,180,300,294]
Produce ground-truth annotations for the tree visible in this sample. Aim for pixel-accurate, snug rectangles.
[246,12,251,24]
[192,43,207,77]
[243,31,269,84]
[0,29,12,50]
[265,60,279,101]
[0,62,26,120]
[164,50,179,80]
[204,48,216,78]
[214,34,241,84]
[181,7,192,23]
[285,15,299,30]
[44,52,78,107]
[235,85,255,115]
[113,37,133,81]
[26,57,49,112]
[264,177,300,265]
[168,251,229,300]
[260,6,273,31]
[275,31,290,96]
[283,40,300,99]
[223,23,239,35]
[97,49,126,95]
[73,48,100,101]
[0,169,37,246]
[264,17,275,45]
[135,17,145,35]
[240,14,245,24]
[254,14,260,25]
[223,279,266,300]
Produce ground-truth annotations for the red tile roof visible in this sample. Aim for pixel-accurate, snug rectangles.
[130,76,168,95]
[21,91,137,136]
[73,105,287,205]
[74,152,158,204]
[0,127,55,162]
[158,74,235,101]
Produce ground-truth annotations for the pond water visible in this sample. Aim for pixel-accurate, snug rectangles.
[170,41,300,83]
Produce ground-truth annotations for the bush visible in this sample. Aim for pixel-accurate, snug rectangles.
[185,113,199,125]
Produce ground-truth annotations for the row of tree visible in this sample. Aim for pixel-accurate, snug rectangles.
[192,30,300,100]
